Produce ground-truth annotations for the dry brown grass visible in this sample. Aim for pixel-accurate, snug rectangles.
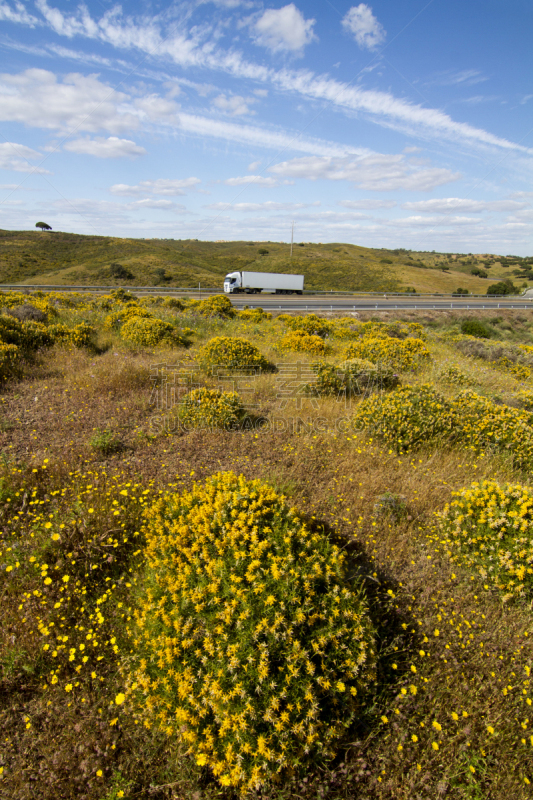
[1,308,533,800]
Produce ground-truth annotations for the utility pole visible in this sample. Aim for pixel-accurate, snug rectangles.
[290,220,294,258]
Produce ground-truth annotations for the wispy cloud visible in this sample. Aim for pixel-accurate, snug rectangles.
[110,178,201,196]
[65,136,146,158]
[3,2,527,154]
[401,197,529,213]
[0,141,51,172]
[269,154,461,192]
[205,200,319,212]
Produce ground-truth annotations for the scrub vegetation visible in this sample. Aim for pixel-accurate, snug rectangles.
[2,228,532,294]
[1,288,533,799]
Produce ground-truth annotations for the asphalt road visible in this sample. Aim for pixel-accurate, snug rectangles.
[228,295,533,311]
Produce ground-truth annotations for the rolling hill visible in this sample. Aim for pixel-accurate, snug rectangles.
[0,228,530,294]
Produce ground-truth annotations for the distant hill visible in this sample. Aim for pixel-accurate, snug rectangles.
[0,229,530,294]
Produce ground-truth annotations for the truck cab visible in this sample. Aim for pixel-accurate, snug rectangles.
[224,272,241,293]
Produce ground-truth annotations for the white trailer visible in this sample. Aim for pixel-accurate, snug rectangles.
[224,270,304,294]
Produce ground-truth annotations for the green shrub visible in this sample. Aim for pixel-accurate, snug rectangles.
[89,429,122,455]
[178,388,246,429]
[197,336,273,373]
[460,319,493,339]
[308,358,399,397]
[436,480,533,601]
[125,472,376,793]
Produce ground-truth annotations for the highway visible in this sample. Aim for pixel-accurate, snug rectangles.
[1,284,532,312]
[229,296,533,312]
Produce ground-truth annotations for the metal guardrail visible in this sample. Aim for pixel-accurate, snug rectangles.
[0,284,530,300]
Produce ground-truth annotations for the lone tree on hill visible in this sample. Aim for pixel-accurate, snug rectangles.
[35,221,52,231]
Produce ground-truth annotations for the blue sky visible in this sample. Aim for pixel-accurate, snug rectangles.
[0,0,532,254]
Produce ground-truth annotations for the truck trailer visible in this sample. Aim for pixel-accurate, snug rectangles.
[223,270,304,294]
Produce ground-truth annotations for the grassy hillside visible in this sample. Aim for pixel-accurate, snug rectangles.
[0,228,531,293]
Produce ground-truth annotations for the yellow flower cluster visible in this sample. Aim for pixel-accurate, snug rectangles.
[238,308,272,322]
[0,342,20,381]
[355,384,533,467]
[197,336,272,373]
[1,467,147,698]
[0,291,59,319]
[436,480,533,600]
[514,389,533,411]
[496,356,531,382]
[345,336,431,372]
[277,330,327,355]
[125,472,376,793]
[104,305,153,330]
[178,388,246,429]
[121,316,186,348]
[197,294,236,319]
[47,322,96,349]
[282,314,331,338]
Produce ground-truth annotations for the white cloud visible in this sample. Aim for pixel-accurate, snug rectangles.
[212,94,255,116]
[0,1,38,25]
[338,199,396,209]
[0,68,139,133]
[269,154,461,191]
[6,4,527,155]
[206,201,318,212]
[0,141,51,173]
[110,178,201,196]
[64,136,146,158]
[342,4,385,50]
[401,198,528,213]
[247,160,261,171]
[252,4,316,54]
[224,175,279,187]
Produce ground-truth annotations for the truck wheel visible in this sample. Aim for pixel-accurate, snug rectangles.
[297,291,302,295]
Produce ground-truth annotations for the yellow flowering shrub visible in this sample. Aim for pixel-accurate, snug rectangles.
[355,385,533,467]
[178,388,246,429]
[514,389,533,411]
[197,294,236,319]
[436,364,474,387]
[238,308,272,322]
[126,472,376,793]
[197,336,273,373]
[283,314,331,337]
[278,330,327,355]
[0,314,53,351]
[121,316,186,348]
[450,390,533,470]
[48,322,96,349]
[104,305,153,330]
[436,480,533,600]
[345,337,431,372]
[0,343,21,381]
[354,385,455,453]
[308,358,399,397]
[496,356,531,381]
[0,292,59,319]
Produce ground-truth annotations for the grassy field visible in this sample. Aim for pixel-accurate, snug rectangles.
[1,289,533,799]
[1,228,531,294]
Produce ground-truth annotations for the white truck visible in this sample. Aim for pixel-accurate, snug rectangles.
[223,270,304,295]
